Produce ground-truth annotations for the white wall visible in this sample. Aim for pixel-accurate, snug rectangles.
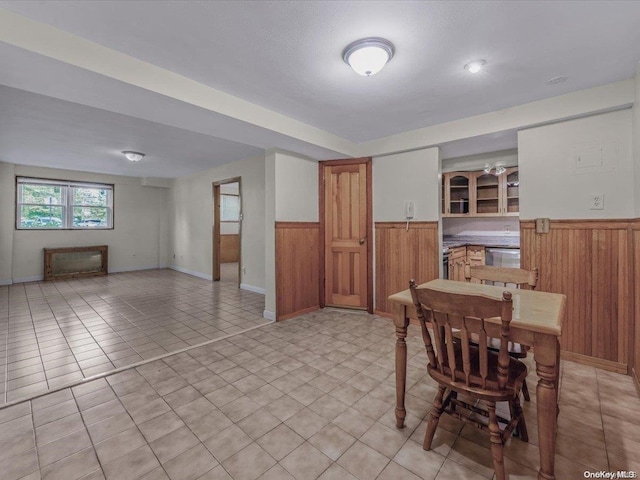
[634,64,640,216]
[263,150,318,319]
[264,153,275,318]
[519,110,634,220]
[373,148,441,222]
[442,149,518,173]
[0,162,14,284]
[0,162,169,283]
[169,155,265,290]
[274,152,318,221]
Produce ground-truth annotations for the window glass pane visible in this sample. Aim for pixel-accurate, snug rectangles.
[21,184,63,205]
[220,195,240,221]
[20,205,64,228]
[73,187,109,206]
[73,207,109,227]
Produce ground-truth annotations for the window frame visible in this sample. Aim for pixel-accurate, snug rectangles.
[16,177,114,230]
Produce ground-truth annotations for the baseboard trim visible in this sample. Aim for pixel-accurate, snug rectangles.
[109,265,160,274]
[633,367,640,399]
[12,275,43,284]
[0,278,12,286]
[263,310,276,321]
[168,265,213,281]
[277,305,319,322]
[374,310,394,320]
[240,283,266,295]
[561,350,628,374]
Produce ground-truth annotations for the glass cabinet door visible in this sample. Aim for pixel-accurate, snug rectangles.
[474,172,500,215]
[447,174,471,215]
[505,168,519,215]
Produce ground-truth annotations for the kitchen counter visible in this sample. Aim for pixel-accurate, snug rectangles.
[443,235,520,250]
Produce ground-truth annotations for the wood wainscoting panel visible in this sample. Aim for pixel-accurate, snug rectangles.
[275,222,320,321]
[375,222,439,315]
[220,234,240,263]
[633,227,640,390]
[521,220,633,372]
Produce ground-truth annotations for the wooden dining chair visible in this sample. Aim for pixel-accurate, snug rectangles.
[409,280,528,480]
[464,264,538,401]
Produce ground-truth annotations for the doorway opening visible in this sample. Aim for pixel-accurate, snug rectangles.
[213,177,242,286]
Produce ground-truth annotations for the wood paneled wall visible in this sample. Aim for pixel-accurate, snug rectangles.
[275,222,320,321]
[633,227,640,391]
[521,220,635,373]
[375,222,440,316]
[220,234,240,263]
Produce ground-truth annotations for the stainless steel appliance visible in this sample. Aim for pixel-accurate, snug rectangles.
[442,248,450,279]
[485,248,520,268]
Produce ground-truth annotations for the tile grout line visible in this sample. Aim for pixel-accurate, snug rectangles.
[0,318,275,411]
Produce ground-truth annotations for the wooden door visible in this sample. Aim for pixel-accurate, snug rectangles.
[321,160,371,310]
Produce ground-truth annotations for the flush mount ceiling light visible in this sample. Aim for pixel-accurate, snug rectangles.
[342,37,395,76]
[484,165,506,176]
[122,151,145,162]
[464,59,486,74]
[546,76,568,85]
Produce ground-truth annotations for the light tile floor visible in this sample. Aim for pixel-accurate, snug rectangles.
[0,304,638,480]
[0,269,267,404]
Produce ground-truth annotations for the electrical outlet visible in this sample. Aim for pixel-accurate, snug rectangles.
[589,194,604,210]
[242,267,246,275]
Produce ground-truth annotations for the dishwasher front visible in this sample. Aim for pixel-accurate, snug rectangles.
[485,248,520,268]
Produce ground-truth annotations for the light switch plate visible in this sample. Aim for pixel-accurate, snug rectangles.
[535,218,550,234]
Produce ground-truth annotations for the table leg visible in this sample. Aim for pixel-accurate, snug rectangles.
[394,304,410,429]
[534,335,560,480]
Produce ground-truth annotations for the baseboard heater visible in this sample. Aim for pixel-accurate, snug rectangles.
[44,245,108,281]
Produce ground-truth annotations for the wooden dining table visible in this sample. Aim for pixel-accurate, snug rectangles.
[389,279,566,480]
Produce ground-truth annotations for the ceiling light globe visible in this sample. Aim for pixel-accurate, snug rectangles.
[464,59,486,74]
[343,38,394,77]
[122,151,145,162]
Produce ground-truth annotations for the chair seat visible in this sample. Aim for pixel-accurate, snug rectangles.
[475,333,530,358]
[427,344,528,402]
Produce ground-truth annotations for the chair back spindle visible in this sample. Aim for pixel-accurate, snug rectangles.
[409,280,513,393]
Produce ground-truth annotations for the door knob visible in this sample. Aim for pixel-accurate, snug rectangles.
[359,238,366,245]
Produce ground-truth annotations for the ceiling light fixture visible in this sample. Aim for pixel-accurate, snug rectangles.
[546,76,568,85]
[122,151,145,162]
[484,165,506,176]
[464,59,486,74]
[343,37,395,77]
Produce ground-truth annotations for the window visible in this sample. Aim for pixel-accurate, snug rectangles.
[220,194,240,222]
[16,177,113,229]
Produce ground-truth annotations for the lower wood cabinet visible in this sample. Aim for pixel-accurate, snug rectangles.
[448,245,485,282]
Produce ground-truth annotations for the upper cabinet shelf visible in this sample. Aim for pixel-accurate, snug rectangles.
[442,167,519,217]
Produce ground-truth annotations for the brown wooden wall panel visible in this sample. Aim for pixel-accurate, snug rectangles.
[375,222,439,315]
[521,220,634,371]
[633,228,640,388]
[275,222,320,321]
[220,234,240,263]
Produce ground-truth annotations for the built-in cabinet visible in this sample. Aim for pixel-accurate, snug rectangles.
[448,245,485,282]
[442,168,519,217]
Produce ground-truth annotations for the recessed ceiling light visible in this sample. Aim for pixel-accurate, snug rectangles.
[546,76,568,85]
[122,151,145,162]
[343,37,395,77]
[464,59,486,74]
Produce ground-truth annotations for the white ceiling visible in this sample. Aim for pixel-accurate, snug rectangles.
[0,1,639,177]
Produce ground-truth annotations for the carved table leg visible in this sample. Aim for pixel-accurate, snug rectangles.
[394,303,410,429]
[534,335,560,480]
